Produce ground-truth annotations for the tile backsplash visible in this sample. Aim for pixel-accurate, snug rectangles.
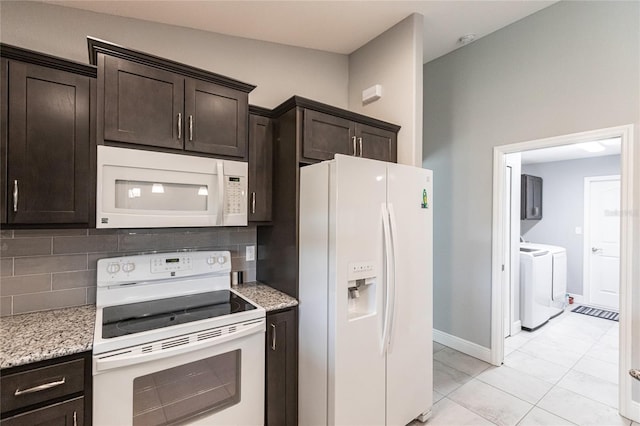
[0,227,256,317]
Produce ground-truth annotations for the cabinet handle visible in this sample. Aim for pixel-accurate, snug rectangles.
[251,192,256,214]
[14,377,66,396]
[177,113,182,140]
[271,323,276,351]
[358,137,363,157]
[189,115,193,141]
[352,136,357,156]
[12,180,18,212]
[73,410,78,426]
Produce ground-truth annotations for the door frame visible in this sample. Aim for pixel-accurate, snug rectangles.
[583,174,622,309]
[490,124,637,421]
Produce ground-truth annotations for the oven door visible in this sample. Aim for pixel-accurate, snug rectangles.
[93,320,264,426]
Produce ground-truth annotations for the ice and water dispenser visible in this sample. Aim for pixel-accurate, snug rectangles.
[347,261,377,320]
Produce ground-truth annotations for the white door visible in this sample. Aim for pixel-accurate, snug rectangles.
[385,163,432,425]
[585,175,620,310]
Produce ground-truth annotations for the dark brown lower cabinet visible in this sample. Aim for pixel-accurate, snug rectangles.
[0,352,91,426]
[265,307,298,426]
[1,397,84,426]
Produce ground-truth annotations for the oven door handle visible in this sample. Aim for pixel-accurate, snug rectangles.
[94,319,264,372]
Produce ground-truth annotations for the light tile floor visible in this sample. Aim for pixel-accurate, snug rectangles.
[416,308,638,426]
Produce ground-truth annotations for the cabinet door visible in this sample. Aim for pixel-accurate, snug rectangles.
[1,396,83,426]
[302,109,355,162]
[266,308,298,426]
[103,56,184,150]
[355,122,397,163]
[1,58,7,224]
[184,78,248,158]
[521,175,543,220]
[248,114,273,222]
[7,61,90,224]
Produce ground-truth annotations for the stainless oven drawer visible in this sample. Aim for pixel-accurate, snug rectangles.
[1,359,85,413]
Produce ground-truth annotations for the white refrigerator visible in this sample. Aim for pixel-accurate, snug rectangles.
[299,154,433,426]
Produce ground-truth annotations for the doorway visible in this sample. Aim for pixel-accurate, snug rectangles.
[489,124,638,422]
[584,175,621,310]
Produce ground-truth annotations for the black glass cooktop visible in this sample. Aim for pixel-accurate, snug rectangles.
[102,290,257,339]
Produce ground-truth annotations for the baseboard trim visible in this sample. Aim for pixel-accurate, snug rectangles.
[433,329,492,364]
[511,320,522,335]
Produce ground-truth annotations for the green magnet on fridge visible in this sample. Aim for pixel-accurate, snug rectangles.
[421,189,429,209]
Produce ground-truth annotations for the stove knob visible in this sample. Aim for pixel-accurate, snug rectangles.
[207,257,216,265]
[217,256,226,264]
[107,262,120,274]
[122,262,135,273]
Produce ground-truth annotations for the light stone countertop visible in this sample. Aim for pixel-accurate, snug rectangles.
[234,281,298,312]
[0,305,95,370]
[0,283,297,370]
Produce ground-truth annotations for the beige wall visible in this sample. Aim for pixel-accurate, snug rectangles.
[348,13,424,166]
[0,1,349,109]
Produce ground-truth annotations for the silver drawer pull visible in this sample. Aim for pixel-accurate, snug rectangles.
[189,115,194,141]
[177,113,182,140]
[352,136,357,156]
[14,377,66,396]
[358,137,363,157]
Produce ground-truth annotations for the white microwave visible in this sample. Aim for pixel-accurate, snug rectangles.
[96,146,247,228]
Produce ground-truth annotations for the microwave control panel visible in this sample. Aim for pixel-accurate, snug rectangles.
[225,176,245,214]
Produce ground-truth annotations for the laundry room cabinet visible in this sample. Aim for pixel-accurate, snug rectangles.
[521,174,543,220]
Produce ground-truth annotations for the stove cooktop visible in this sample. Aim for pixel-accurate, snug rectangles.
[102,290,257,338]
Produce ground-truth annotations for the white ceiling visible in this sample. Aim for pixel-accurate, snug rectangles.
[43,0,557,63]
[521,137,622,165]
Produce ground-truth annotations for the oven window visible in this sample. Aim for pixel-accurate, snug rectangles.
[115,180,208,211]
[132,350,240,425]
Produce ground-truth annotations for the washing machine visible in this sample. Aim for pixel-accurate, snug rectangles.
[520,247,554,330]
[521,242,567,315]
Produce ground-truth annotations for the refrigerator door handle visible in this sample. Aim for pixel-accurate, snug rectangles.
[381,203,393,354]
[387,204,399,350]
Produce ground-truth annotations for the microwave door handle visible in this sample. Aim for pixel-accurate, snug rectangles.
[217,161,225,225]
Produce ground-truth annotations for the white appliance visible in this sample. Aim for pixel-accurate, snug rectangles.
[96,145,247,228]
[299,154,433,425]
[521,242,567,313]
[520,247,554,330]
[92,251,265,426]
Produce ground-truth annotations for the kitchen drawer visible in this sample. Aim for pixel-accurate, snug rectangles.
[1,396,83,426]
[1,359,85,413]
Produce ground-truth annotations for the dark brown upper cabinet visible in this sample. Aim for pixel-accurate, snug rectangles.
[521,174,543,220]
[185,79,248,158]
[248,108,273,222]
[356,122,397,163]
[0,45,96,226]
[103,56,183,150]
[272,97,399,165]
[89,38,255,160]
[303,109,355,161]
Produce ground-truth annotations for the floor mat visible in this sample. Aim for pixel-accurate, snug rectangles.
[572,305,619,321]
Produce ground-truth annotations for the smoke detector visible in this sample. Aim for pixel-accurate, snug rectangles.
[458,34,477,45]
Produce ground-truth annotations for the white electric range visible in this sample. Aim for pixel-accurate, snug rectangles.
[92,250,265,426]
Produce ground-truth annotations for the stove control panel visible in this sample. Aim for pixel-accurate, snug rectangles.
[97,250,232,286]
